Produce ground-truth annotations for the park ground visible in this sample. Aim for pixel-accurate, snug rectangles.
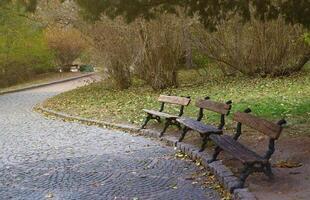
[41,66,310,200]
[0,76,229,200]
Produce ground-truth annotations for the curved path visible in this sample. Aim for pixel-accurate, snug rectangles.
[0,76,220,200]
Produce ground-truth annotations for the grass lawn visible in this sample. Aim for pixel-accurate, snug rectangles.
[0,72,85,93]
[42,66,310,137]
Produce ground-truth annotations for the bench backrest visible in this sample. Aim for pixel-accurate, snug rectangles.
[158,95,191,106]
[233,111,285,139]
[195,99,231,115]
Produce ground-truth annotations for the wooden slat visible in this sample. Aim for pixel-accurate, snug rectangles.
[158,95,191,106]
[210,134,266,164]
[177,117,222,134]
[195,99,231,114]
[233,112,282,139]
[143,109,178,119]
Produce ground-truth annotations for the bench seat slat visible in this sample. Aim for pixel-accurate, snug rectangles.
[177,117,222,134]
[210,134,267,164]
[143,109,178,119]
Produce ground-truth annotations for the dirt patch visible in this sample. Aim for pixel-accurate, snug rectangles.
[246,136,310,200]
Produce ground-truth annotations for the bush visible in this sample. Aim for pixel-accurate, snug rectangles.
[44,26,87,72]
[191,16,310,77]
[85,17,139,89]
[0,6,55,88]
[84,13,188,90]
[79,64,94,72]
[135,14,185,90]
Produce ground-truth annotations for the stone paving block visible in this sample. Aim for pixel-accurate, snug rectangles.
[207,160,223,175]
[233,188,257,200]
[140,129,160,138]
[200,154,213,167]
[190,149,202,160]
[213,164,234,183]
[183,143,192,155]
[223,176,242,193]
[161,136,178,147]
[176,142,186,152]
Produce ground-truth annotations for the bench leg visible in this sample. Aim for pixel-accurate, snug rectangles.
[160,119,171,137]
[238,164,253,188]
[141,114,152,129]
[155,116,161,123]
[175,122,182,130]
[179,127,189,142]
[208,146,222,163]
[199,135,209,152]
[263,163,274,180]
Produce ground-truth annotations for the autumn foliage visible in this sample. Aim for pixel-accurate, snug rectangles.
[44,26,87,71]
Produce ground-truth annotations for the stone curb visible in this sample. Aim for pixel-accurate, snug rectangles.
[36,106,141,134]
[36,106,257,200]
[0,73,95,95]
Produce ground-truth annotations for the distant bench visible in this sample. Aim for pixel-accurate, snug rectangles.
[177,97,232,152]
[141,95,191,137]
[208,108,287,188]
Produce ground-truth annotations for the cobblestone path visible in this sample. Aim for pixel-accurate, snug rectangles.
[0,77,220,200]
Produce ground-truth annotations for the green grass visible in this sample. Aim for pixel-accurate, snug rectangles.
[43,68,310,136]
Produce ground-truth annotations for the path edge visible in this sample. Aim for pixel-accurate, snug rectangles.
[0,72,95,95]
[36,105,257,200]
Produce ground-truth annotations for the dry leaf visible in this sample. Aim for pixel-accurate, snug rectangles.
[273,160,303,168]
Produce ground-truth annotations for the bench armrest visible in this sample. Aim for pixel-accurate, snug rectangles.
[233,108,252,140]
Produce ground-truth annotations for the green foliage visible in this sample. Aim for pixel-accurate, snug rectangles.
[304,33,310,46]
[0,0,37,12]
[0,5,54,87]
[79,65,94,72]
[193,54,210,69]
[75,0,310,30]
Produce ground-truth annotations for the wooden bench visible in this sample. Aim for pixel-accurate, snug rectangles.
[176,97,232,152]
[208,108,287,188]
[141,95,191,137]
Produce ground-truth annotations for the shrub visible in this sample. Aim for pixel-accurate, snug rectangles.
[84,17,140,89]
[84,13,188,90]
[44,26,87,72]
[191,16,310,77]
[135,14,186,90]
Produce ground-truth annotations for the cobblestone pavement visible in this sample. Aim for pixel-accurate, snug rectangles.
[0,77,220,200]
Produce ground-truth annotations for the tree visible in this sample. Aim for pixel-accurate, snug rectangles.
[0,4,54,87]
[74,0,310,30]
[0,0,37,12]
[4,1,309,30]
[73,1,310,76]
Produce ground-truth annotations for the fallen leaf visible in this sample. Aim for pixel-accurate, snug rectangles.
[45,192,53,199]
[273,160,303,168]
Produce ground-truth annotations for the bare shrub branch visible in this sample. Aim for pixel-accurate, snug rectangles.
[192,16,310,77]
